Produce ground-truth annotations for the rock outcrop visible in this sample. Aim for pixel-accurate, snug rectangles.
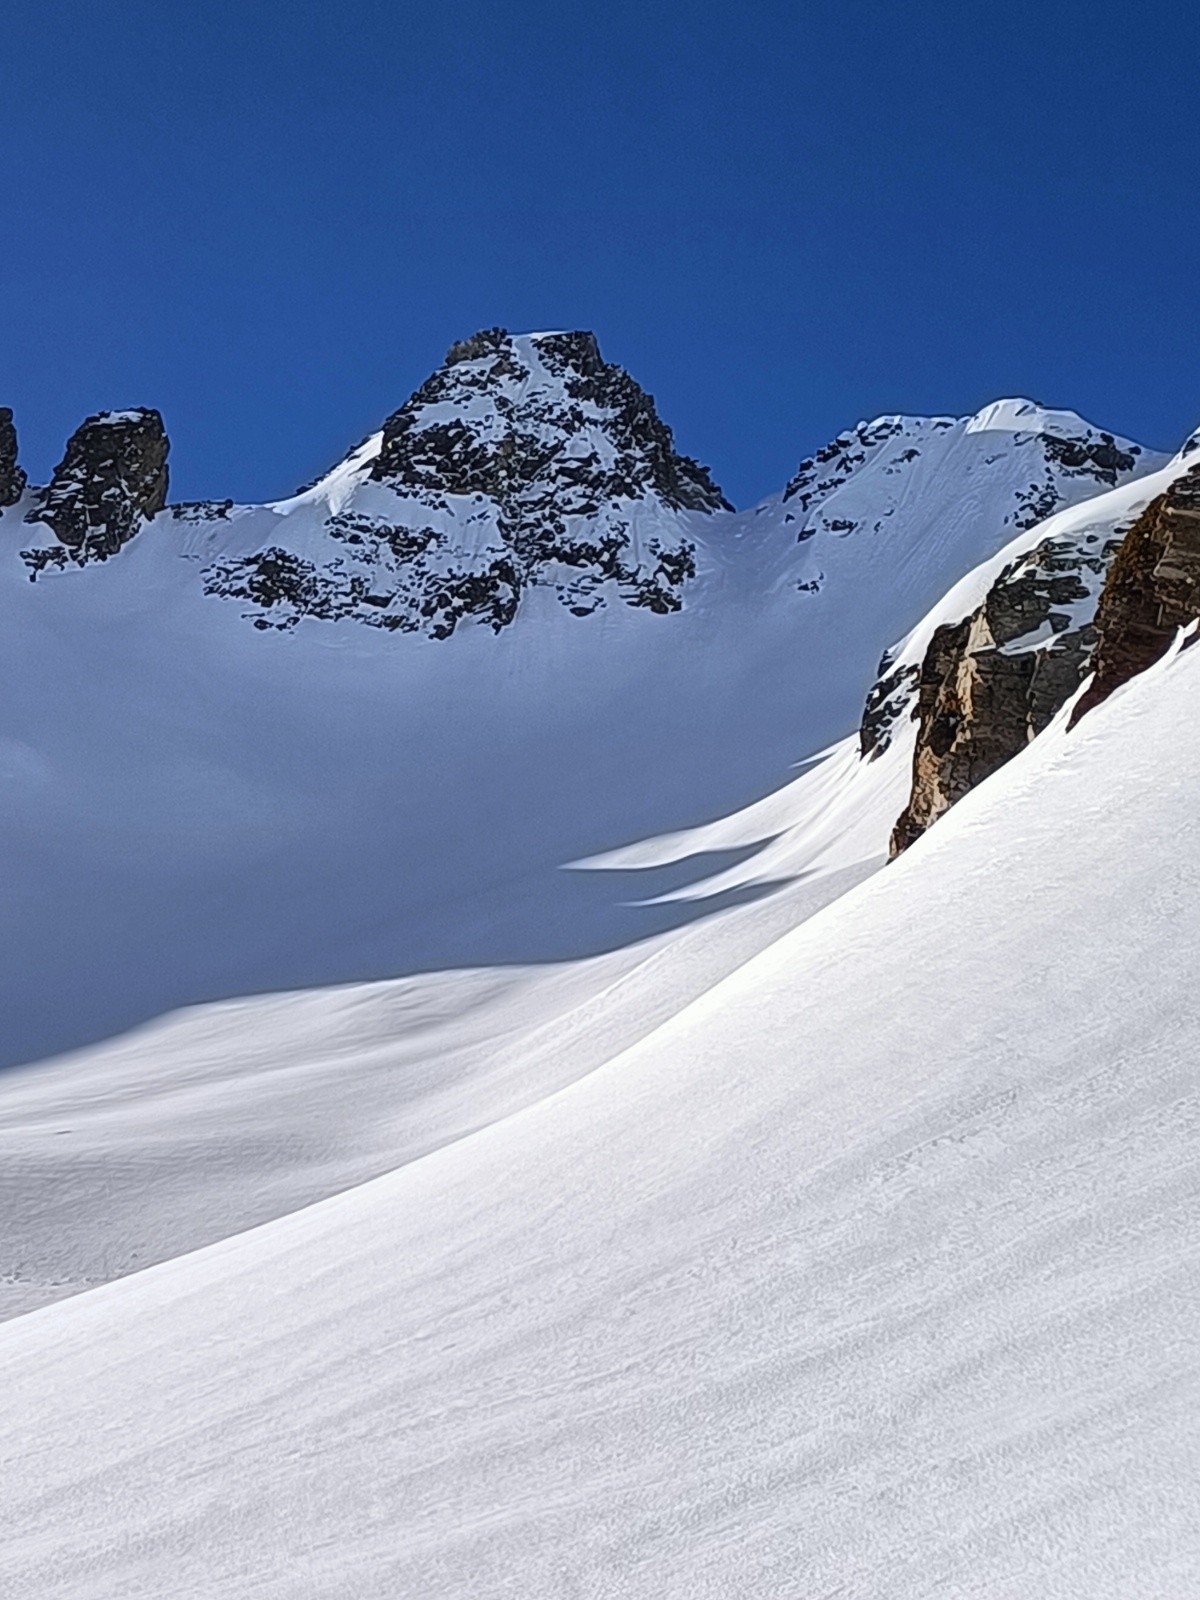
[888,529,1121,854]
[860,648,920,760]
[1068,462,1200,726]
[22,409,169,571]
[0,407,26,507]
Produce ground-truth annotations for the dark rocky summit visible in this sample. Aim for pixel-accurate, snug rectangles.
[22,409,168,570]
[1069,462,1200,726]
[206,329,726,635]
[0,407,26,507]
[373,327,729,517]
[887,529,1122,854]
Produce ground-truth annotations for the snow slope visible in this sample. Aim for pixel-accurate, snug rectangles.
[3,595,1200,1597]
[0,745,895,1319]
[0,389,1159,1317]
[0,387,1157,1073]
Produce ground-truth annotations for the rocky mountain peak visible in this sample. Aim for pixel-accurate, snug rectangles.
[0,407,26,508]
[444,325,520,368]
[372,327,729,515]
[194,329,729,637]
[22,408,169,571]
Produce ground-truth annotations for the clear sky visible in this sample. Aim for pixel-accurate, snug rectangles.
[3,1,1198,508]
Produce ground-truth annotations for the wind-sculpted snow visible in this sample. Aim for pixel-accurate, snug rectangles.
[4,612,1200,1597]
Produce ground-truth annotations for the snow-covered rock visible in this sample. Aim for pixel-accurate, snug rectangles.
[21,408,169,569]
[877,432,1196,851]
[194,387,1155,642]
[888,532,1123,854]
[781,397,1148,553]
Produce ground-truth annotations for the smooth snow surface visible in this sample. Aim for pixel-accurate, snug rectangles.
[0,387,1190,1594]
[4,612,1200,1597]
[0,399,1157,1315]
[0,746,894,1318]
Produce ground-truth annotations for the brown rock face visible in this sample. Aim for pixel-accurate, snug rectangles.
[25,409,169,564]
[1068,462,1200,727]
[888,532,1117,855]
[0,407,26,507]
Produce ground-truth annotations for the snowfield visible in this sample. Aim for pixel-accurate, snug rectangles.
[0,394,1153,1312]
[1,371,1196,1595]
[3,610,1200,1597]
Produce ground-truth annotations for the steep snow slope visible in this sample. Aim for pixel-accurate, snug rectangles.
[4,612,1200,1597]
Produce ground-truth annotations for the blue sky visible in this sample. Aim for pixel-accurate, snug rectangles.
[3,1,1198,508]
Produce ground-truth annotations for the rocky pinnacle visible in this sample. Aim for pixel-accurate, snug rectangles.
[0,407,26,508]
[25,408,169,562]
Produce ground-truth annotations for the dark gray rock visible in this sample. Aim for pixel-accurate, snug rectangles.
[784,418,902,513]
[1041,429,1137,484]
[0,407,26,507]
[860,649,920,760]
[23,409,169,567]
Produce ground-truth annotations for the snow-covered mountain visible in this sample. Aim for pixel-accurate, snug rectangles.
[0,338,1158,1082]
[13,330,1157,641]
[4,335,1200,1596]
